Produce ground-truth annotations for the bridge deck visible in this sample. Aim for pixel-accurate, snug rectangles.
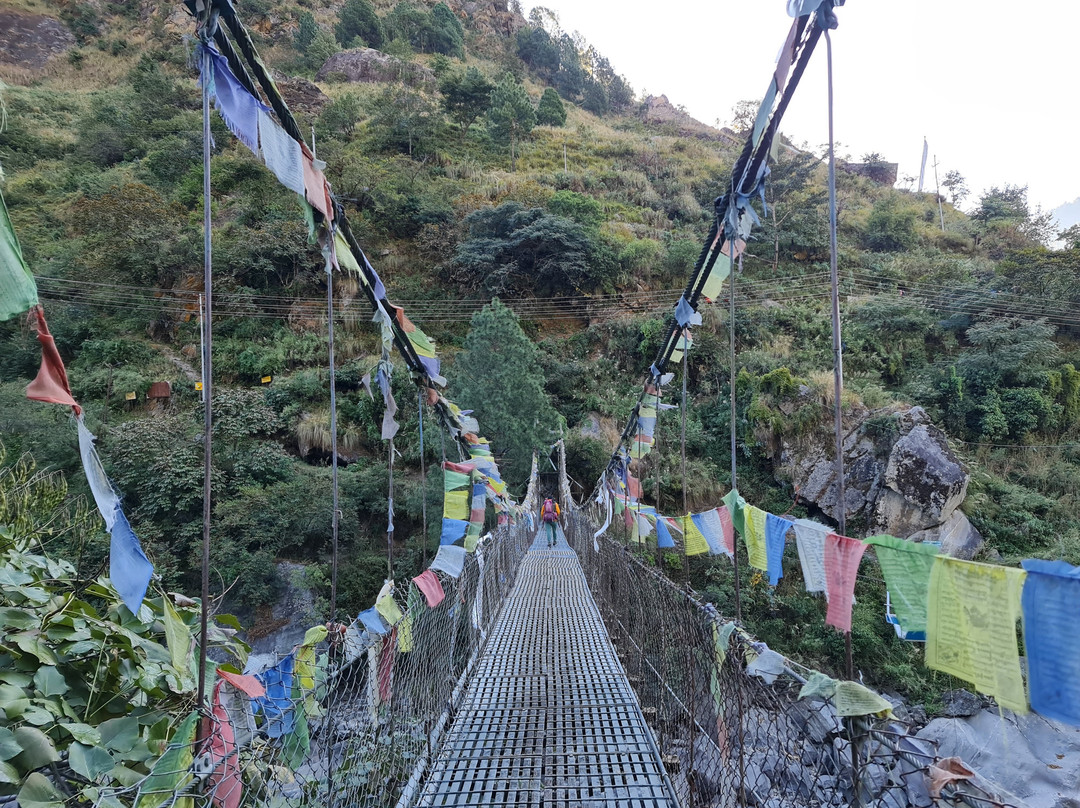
[416,527,679,807]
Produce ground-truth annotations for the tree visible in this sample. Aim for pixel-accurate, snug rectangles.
[973,184,1057,249]
[863,194,918,251]
[582,79,609,116]
[487,73,536,171]
[317,92,363,139]
[429,3,465,57]
[941,169,968,206]
[294,11,318,53]
[1061,224,1080,250]
[368,86,438,156]
[335,0,384,48]
[516,26,560,78]
[439,67,495,140]
[451,299,558,485]
[553,34,584,100]
[729,99,759,134]
[535,87,566,126]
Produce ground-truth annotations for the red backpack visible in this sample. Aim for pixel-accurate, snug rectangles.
[542,500,556,522]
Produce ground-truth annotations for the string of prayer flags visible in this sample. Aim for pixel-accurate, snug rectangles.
[743,505,769,572]
[200,43,264,156]
[926,556,1027,713]
[412,569,446,609]
[430,544,467,579]
[0,189,38,321]
[765,513,794,586]
[1020,559,1080,725]
[793,519,828,595]
[864,535,938,640]
[824,533,867,633]
[26,308,80,413]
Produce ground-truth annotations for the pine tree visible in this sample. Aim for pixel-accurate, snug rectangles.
[451,299,557,485]
[535,87,566,127]
[487,73,536,171]
[440,67,495,140]
[335,0,384,48]
[294,11,318,54]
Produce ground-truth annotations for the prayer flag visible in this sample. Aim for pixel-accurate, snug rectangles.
[834,681,894,718]
[0,190,38,321]
[683,514,710,556]
[376,593,403,627]
[443,489,469,519]
[109,504,154,615]
[26,308,80,412]
[824,533,867,633]
[744,505,768,572]
[412,570,445,608]
[1020,559,1080,724]
[691,509,728,557]
[926,556,1027,713]
[717,506,735,557]
[864,535,938,638]
[444,469,470,491]
[358,607,388,636]
[440,517,468,545]
[722,489,747,538]
[201,43,265,156]
[253,654,295,738]
[765,513,794,586]
[205,683,242,808]
[793,519,828,595]
[430,544,467,579]
[257,109,305,195]
[77,416,119,530]
[655,515,676,549]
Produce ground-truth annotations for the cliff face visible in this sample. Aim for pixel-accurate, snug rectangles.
[639,94,741,144]
[0,7,75,73]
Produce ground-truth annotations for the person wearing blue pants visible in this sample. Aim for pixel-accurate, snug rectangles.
[541,497,560,546]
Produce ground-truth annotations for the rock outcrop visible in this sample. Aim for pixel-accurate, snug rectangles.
[444,0,527,37]
[275,75,330,113]
[316,47,435,88]
[0,8,75,72]
[779,405,983,556]
[639,95,740,144]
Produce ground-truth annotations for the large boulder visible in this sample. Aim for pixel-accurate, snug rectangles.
[0,8,75,73]
[316,48,435,89]
[917,708,1080,808]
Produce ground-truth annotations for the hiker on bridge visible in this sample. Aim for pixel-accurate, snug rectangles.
[541,497,561,546]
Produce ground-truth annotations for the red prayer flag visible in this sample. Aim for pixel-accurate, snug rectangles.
[717,506,735,556]
[216,668,265,699]
[627,474,643,499]
[378,628,396,703]
[412,569,445,608]
[25,308,80,414]
[203,682,242,808]
[442,460,476,475]
[824,533,868,633]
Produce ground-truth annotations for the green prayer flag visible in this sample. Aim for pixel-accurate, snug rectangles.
[834,681,894,718]
[444,469,470,491]
[722,489,747,537]
[864,535,938,636]
[0,190,38,322]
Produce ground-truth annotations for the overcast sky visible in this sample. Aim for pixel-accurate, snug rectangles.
[525,1,1079,219]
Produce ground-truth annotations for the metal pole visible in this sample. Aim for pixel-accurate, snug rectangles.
[327,256,340,621]
[419,387,428,566]
[198,293,206,403]
[387,438,395,580]
[197,42,214,711]
[654,380,663,568]
[933,155,946,232]
[680,336,690,585]
[730,250,742,624]
[825,28,853,682]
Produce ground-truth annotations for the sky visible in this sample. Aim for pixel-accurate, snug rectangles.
[524,1,1080,222]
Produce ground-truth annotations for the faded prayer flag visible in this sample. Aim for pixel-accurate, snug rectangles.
[926,556,1027,713]
[824,533,867,633]
[765,513,794,586]
[109,504,154,615]
[1021,559,1080,724]
[743,505,768,572]
[655,516,676,549]
[683,514,710,556]
[793,519,828,595]
[26,308,80,412]
[412,569,446,608]
[430,544,467,579]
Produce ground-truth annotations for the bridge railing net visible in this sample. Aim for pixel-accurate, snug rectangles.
[93,520,532,808]
[562,509,1002,808]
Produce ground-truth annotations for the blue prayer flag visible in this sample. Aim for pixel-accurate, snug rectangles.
[358,607,388,636]
[765,513,794,587]
[1021,559,1080,726]
[254,653,295,738]
[200,44,266,155]
[656,517,676,549]
[441,517,469,545]
[109,504,154,615]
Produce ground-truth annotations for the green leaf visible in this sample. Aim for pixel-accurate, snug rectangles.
[60,723,100,745]
[0,727,22,762]
[69,742,115,782]
[0,608,36,630]
[11,633,57,665]
[99,716,140,753]
[11,727,58,773]
[162,599,192,680]
[108,764,145,787]
[0,569,32,587]
[17,772,63,808]
[32,667,67,698]
[133,711,198,808]
[215,613,242,631]
[0,760,19,784]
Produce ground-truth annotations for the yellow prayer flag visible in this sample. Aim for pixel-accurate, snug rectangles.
[443,489,469,519]
[295,625,328,691]
[397,615,414,653]
[334,231,364,279]
[926,556,1028,713]
[683,514,710,556]
[376,593,403,627]
[744,506,768,571]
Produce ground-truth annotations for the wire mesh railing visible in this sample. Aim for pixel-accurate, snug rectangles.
[91,519,532,808]
[562,508,1024,808]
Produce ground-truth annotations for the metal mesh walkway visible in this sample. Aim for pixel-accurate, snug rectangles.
[415,526,680,807]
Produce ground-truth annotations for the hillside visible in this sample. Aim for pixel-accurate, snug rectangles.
[3,0,1080,708]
